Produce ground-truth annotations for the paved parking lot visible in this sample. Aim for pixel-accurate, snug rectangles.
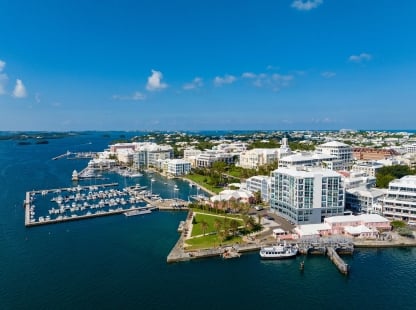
[249,206,295,232]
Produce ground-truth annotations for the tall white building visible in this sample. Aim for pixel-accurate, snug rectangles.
[278,152,337,169]
[380,175,416,222]
[270,167,345,224]
[132,142,173,169]
[316,141,353,170]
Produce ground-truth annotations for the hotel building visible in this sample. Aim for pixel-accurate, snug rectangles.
[380,175,416,222]
[270,167,344,225]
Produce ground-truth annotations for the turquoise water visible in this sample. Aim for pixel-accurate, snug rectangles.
[1,132,415,310]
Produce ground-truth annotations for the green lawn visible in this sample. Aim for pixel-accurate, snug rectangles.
[184,174,222,194]
[185,234,242,250]
[191,212,244,237]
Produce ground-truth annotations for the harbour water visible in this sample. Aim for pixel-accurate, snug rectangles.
[1,132,415,309]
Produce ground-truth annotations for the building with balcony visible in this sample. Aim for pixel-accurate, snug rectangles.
[316,141,353,170]
[270,167,344,225]
[245,175,271,202]
[380,175,416,222]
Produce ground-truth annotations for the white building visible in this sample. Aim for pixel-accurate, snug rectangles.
[116,149,135,165]
[340,171,376,189]
[183,148,202,160]
[270,167,344,225]
[87,158,117,170]
[278,152,338,169]
[345,187,386,214]
[404,144,416,154]
[352,161,384,177]
[316,141,353,170]
[245,175,271,202]
[132,142,173,169]
[195,150,235,168]
[380,175,416,222]
[213,142,247,153]
[238,148,279,169]
[167,159,192,176]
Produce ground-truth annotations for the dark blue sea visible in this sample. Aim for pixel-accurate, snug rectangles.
[0,132,415,310]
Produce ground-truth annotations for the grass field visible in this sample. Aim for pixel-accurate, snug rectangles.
[185,234,242,250]
[191,213,243,236]
[184,174,223,194]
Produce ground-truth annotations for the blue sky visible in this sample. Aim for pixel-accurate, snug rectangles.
[1,0,416,131]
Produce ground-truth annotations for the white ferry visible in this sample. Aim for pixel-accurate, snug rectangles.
[259,242,298,260]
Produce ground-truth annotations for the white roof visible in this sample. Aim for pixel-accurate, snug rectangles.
[356,214,390,223]
[210,189,253,202]
[325,214,389,224]
[344,225,372,234]
[295,223,331,236]
[280,152,335,162]
[276,167,341,178]
[273,228,285,234]
[319,141,351,148]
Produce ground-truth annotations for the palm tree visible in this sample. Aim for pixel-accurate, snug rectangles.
[214,218,222,234]
[230,219,239,237]
[200,220,208,236]
[213,200,219,213]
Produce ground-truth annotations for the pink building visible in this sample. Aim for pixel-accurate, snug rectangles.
[324,214,391,238]
[295,214,390,239]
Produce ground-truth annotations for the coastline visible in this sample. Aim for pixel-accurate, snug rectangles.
[167,210,416,263]
[180,175,217,197]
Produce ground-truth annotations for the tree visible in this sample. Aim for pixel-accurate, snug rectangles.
[376,165,415,188]
[230,219,240,237]
[253,191,262,205]
[200,220,208,236]
[214,219,222,235]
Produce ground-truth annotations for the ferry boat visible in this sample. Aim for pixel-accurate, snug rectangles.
[259,242,298,260]
[124,209,152,217]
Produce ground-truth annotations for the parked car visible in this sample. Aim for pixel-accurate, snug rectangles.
[254,205,263,211]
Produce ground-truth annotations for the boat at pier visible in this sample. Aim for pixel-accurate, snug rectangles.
[259,242,298,260]
[124,209,152,217]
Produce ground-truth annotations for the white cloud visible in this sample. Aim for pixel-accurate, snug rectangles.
[291,0,323,11]
[242,72,256,79]
[247,72,294,91]
[183,77,203,90]
[213,74,236,86]
[0,60,5,72]
[113,91,146,101]
[321,71,336,78]
[13,79,27,98]
[349,53,372,63]
[146,69,168,91]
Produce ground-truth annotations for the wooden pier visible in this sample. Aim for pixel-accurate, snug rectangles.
[52,151,97,161]
[25,205,158,227]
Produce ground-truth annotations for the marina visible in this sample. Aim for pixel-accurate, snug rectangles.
[24,182,189,227]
